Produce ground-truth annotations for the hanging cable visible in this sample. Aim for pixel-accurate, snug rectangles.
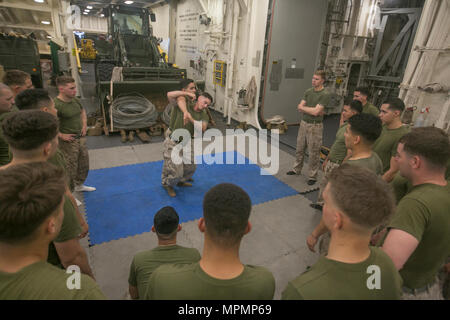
[111,93,159,130]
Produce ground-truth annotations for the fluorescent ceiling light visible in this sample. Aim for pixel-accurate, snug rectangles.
[84,9,90,12]
[41,21,51,25]
[87,6,93,9]
[47,35,52,39]
[34,0,45,3]
[125,1,134,4]
[83,12,88,15]
[100,14,105,17]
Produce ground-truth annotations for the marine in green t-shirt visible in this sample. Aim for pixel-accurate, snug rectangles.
[386,183,450,289]
[347,152,383,175]
[301,87,331,123]
[54,97,83,135]
[169,98,209,138]
[353,87,379,117]
[47,148,82,267]
[148,184,275,300]
[373,125,410,173]
[282,247,402,300]
[0,261,105,300]
[0,162,105,300]
[390,160,450,203]
[145,262,275,300]
[343,113,383,174]
[298,164,401,299]
[362,102,379,117]
[129,245,201,299]
[381,127,450,297]
[328,123,348,164]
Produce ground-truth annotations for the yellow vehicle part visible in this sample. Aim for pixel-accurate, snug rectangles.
[79,39,97,60]
[157,45,178,68]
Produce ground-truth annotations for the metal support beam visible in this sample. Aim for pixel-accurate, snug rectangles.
[0,23,53,32]
[237,0,248,15]
[0,2,52,13]
[369,8,422,82]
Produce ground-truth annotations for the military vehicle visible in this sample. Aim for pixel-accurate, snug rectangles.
[94,4,186,135]
[0,32,43,88]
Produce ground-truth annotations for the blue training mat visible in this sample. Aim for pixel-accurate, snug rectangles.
[84,151,298,245]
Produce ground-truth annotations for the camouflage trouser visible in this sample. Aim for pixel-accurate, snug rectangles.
[58,137,89,191]
[402,277,444,300]
[161,130,196,187]
[317,160,341,205]
[293,121,323,180]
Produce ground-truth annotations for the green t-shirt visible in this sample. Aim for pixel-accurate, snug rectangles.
[301,87,331,123]
[387,183,450,289]
[128,245,201,299]
[169,98,209,137]
[346,152,383,175]
[0,261,105,300]
[362,102,379,117]
[46,149,81,267]
[145,262,275,300]
[391,161,450,203]
[0,111,12,166]
[54,97,83,134]
[328,123,348,164]
[281,247,402,300]
[373,125,411,173]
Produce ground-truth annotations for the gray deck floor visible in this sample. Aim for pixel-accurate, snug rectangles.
[73,64,325,300]
[76,132,324,300]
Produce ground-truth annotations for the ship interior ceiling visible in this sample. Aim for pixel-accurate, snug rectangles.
[0,0,449,302]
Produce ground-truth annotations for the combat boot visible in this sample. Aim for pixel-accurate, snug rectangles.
[120,130,127,143]
[128,130,135,142]
[163,186,176,197]
[177,182,193,187]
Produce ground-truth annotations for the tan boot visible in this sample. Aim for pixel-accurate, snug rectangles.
[120,130,127,143]
[177,182,193,187]
[163,186,176,197]
[128,130,135,142]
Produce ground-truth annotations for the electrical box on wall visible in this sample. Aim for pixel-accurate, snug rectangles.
[213,60,226,87]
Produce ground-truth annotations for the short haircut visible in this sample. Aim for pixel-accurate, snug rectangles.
[56,76,75,87]
[327,163,395,229]
[348,113,382,144]
[199,92,213,105]
[154,206,179,235]
[314,70,326,81]
[203,183,251,247]
[3,70,31,87]
[399,127,450,169]
[180,78,195,90]
[344,99,363,114]
[0,162,66,244]
[15,89,52,111]
[2,110,59,151]
[354,87,370,98]
[383,97,405,113]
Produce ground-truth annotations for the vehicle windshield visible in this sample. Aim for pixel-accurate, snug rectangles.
[114,12,143,35]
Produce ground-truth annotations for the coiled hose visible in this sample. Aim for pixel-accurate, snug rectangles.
[111,94,159,130]
[161,103,173,125]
